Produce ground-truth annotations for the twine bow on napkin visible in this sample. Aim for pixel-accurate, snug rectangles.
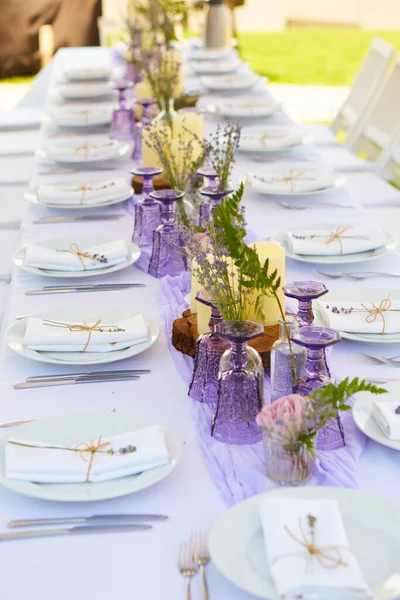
[58,243,108,270]
[271,169,315,193]
[361,293,392,334]
[43,318,125,352]
[75,436,110,482]
[324,226,351,255]
[74,140,91,158]
[273,515,349,571]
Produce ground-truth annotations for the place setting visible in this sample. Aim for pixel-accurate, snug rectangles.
[204,96,281,120]
[36,135,131,165]
[239,125,313,158]
[190,55,242,75]
[59,66,112,82]
[44,104,114,129]
[244,167,345,197]
[53,80,116,101]
[200,71,265,93]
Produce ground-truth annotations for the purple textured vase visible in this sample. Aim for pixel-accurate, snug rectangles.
[148,189,188,278]
[110,81,134,140]
[132,166,163,247]
[199,186,232,227]
[131,98,157,163]
[212,321,264,445]
[283,281,328,327]
[188,291,231,403]
[291,326,345,450]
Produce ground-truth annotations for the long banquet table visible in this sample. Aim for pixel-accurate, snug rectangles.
[1,46,400,600]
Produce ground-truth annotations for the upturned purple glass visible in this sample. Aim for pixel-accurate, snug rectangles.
[110,81,134,140]
[199,186,232,226]
[148,189,188,278]
[188,291,231,403]
[283,281,328,327]
[132,166,163,248]
[212,321,264,445]
[291,326,345,450]
[131,98,157,163]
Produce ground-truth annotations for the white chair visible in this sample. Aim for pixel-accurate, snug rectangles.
[376,120,400,186]
[347,54,400,162]
[331,37,396,142]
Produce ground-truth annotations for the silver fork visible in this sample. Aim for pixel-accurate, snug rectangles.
[277,201,355,210]
[191,531,210,600]
[314,269,400,280]
[179,540,198,600]
[360,353,400,367]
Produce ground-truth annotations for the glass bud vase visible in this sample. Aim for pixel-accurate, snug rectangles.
[199,186,232,226]
[110,81,134,140]
[153,97,176,132]
[148,189,188,278]
[197,167,218,226]
[270,316,307,402]
[283,281,328,327]
[263,434,314,486]
[212,321,264,445]
[291,326,345,450]
[188,290,231,403]
[132,166,163,248]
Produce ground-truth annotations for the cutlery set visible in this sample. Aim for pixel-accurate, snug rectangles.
[314,269,400,280]
[361,353,400,367]
[14,369,150,389]
[25,283,146,295]
[277,200,356,210]
[33,214,125,224]
[179,532,210,600]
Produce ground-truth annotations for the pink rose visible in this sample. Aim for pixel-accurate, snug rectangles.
[194,232,210,252]
[256,394,311,441]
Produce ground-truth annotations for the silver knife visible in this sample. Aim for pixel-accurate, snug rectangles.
[26,369,151,382]
[14,375,140,389]
[25,285,144,295]
[33,215,124,224]
[42,283,145,290]
[0,524,151,541]
[9,514,167,527]
[365,378,399,384]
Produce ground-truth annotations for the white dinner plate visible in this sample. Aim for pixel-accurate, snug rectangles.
[25,181,133,210]
[189,47,235,61]
[13,236,140,278]
[191,58,241,75]
[36,139,130,164]
[0,412,180,502]
[201,73,263,92]
[206,97,280,119]
[6,307,159,366]
[57,82,115,99]
[353,381,400,450]
[315,288,400,344]
[274,223,397,265]
[61,67,112,81]
[209,486,400,599]
[45,105,114,128]
[240,126,312,154]
[245,168,345,196]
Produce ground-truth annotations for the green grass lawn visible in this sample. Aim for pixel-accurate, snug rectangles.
[238,29,400,86]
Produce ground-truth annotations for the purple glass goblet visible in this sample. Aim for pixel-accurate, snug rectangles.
[291,326,345,450]
[148,189,188,278]
[212,320,264,445]
[188,291,231,404]
[199,186,233,227]
[110,81,134,141]
[132,166,163,248]
[283,281,328,327]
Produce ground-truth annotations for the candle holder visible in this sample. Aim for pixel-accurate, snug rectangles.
[188,291,231,404]
[291,326,345,450]
[212,320,264,445]
[110,81,134,141]
[132,166,163,248]
[148,189,188,278]
[270,315,307,402]
[132,98,158,163]
[199,186,232,226]
[283,281,328,327]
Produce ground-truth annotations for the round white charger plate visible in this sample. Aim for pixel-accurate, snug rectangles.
[353,381,400,450]
[6,306,159,366]
[315,287,400,344]
[24,183,133,210]
[13,236,140,278]
[0,412,180,502]
[209,486,400,599]
[274,223,397,265]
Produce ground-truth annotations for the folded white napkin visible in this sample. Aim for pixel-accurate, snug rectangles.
[215,98,279,117]
[24,239,129,271]
[372,401,400,440]
[189,47,234,61]
[246,169,335,194]
[317,298,400,334]
[259,496,371,600]
[201,73,259,90]
[37,178,129,206]
[62,66,111,81]
[6,425,169,483]
[240,128,303,152]
[48,105,113,127]
[43,138,122,162]
[285,224,387,256]
[23,314,148,352]
[58,82,113,99]
[191,58,241,74]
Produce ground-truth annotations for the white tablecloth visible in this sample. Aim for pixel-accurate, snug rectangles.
[1,46,400,600]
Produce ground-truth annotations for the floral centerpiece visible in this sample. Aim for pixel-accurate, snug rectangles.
[256,378,386,485]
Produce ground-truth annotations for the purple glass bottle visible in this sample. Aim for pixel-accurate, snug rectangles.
[189,290,231,403]
[199,186,232,226]
[291,326,345,450]
[110,81,134,141]
[283,281,328,327]
[212,321,264,445]
[131,98,157,163]
[148,189,188,278]
[132,166,163,248]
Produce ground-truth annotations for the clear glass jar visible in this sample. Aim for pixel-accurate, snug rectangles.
[263,434,314,486]
[270,316,306,402]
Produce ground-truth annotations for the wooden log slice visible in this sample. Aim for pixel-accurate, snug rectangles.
[132,174,172,195]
